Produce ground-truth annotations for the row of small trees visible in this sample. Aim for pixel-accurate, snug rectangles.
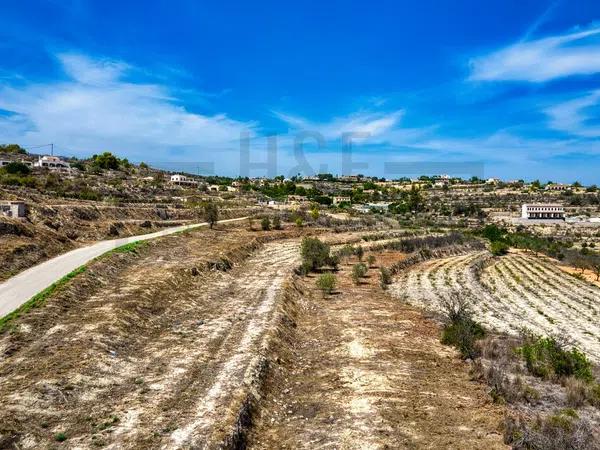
[478,224,600,279]
[299,237,394,295]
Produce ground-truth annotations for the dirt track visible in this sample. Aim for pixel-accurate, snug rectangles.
[249,252,507,449]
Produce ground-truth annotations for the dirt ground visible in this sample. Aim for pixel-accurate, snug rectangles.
[248,251,507,449]
[557,263,600,288]
[0,228,511,449]
[0,224,306,449]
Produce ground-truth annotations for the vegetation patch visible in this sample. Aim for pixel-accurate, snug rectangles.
[299,237,338,273]
[316,273,336,296]
[105,240,149,256]
[518,334,593,382]
[439,291,485,359]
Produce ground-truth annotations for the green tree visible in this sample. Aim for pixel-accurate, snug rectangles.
[300,237,331,272]
[203,201,219,229]
[408,185,423,212]
[92,152,120,170]
[480,224,506,242]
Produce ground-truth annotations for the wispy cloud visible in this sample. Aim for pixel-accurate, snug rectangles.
[520,0,561,42]
[545,90,600,137]
[0,53,255,160]
[273,110,404,141]
[469,26,600,82]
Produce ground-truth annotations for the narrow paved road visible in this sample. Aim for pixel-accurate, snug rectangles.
[0,217,247,317]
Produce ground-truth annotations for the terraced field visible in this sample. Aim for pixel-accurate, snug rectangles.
[391,250,600,362]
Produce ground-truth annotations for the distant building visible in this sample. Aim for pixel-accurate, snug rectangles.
[1,159,33,168]
[521,204,565,220]
[486,177,501,184]
[366,202,391,211]
[33,156,71,172]
[545,183,571,191]
[169,174,198,187]
[0,201,26,218]
[286,195,309,205]
[332,195,351,205]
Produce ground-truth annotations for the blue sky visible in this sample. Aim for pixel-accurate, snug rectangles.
[2,1,600,182]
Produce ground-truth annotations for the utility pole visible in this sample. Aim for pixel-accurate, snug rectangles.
[51,143,54,156]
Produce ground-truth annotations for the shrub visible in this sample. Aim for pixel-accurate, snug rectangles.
[589,383,600,407]
[261,216,271,231]
[337,244,355,260]
[379,267,392,289]
[354,245,364,261]
[310,207,320,220]
[54,432,67,442]
[272,216,282,230]
[351,263,367,285]
[439,291,485,359]
[441,319,485,360]
[518,335,593,382]
[316,273,336,295]
[300,237,330,272]
[295,217,304,227]
[504,410,596,450]
[490,241,509,256]
[565,377,587,407]
[367,254,376,267]
[2,161,31,175]
[326,254,340,270]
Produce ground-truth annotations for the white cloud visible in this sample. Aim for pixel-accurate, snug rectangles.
[545,90,600,137]
[469,26,600,82]
[273,110,405,141]
[0,53,255,161]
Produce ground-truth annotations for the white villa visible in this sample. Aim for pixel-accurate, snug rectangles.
[33,156,71,172]
[332,195,351,205]
[169,174,198,187]
[521,204,565,220]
